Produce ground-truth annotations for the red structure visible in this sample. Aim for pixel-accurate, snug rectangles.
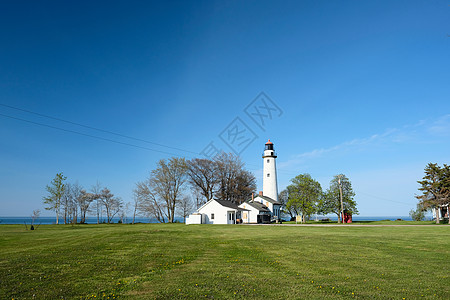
[342,210,352,223]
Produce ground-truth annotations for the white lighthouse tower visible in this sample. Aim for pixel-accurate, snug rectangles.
[262,139,278,202]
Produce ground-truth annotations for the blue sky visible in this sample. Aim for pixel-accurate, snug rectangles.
[1,0,449,217]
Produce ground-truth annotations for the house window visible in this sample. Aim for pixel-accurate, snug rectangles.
[267,159,269,163]
[267,173,270,177]
[211,213,214,220]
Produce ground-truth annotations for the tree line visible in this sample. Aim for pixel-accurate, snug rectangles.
[43,152,257,224]
[132,152,256,223]
[43,173,124,224]
[412,162,450,224]
[279,173,358,223]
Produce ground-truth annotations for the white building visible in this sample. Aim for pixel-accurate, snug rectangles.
[239,199,271,223]
[252,194,282,220]
[432,204,449,221]
[186,199,246,225]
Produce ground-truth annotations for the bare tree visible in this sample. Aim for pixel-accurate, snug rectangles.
[134,181,166,223]
[187,158,218,205]
[100,187,122,223]
[31,209,40,229]
[70,183,82,223]
[61,183,73,224]
[78,190,95,224]
[108,197,123,223]
[178,195,195,223]
[215,152,256,204]
[130,194,142,224]
[91,181,103,224]
[134,157,188,223]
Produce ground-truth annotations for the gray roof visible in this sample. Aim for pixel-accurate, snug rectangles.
[214,199,243,210]
[245,201,271,212]
[254,195,281,205]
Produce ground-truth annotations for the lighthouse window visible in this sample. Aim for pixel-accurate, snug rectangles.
[267,159,269,163]
[267,173,270,177]
[271,151,274,155]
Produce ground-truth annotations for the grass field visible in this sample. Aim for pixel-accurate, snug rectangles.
[0,223,449,299]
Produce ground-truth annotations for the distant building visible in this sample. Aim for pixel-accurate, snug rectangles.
[432,204,449,221]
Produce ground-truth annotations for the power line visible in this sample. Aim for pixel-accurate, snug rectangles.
[357,191,412,206]
[0,112,192,157]
[0,104,314,175]
[0,103,200,155]
[0,111,423,203]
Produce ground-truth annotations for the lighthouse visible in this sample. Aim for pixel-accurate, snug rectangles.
[262,139,278,202]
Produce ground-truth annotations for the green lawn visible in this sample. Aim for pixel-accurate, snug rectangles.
[0,224,448,299]
[283,220,445,225]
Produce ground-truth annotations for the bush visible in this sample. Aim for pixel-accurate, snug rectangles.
[409,206,425,221]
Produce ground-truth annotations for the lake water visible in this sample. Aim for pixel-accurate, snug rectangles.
[0,216,184,225]
[0,215,416,225]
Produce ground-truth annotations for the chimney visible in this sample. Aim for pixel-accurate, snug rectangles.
[252,193,254,202]
[259,191,263,196]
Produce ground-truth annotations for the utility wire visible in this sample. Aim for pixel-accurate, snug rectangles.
[0,112,191,157]
[0,112,420,204]
[357,191,412,206]
[0,103,200,155]
[0,104,307,175]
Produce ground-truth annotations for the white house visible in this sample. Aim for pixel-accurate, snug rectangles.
[186,199,247,225]
[239,200,271,223]
[252,194,282,221]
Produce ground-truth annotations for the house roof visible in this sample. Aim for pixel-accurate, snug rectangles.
[254,195,281,205]
[244,201,271,212]
[214,199,242,210]
[197,198,247,212]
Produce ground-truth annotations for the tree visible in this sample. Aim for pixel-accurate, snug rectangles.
[31,209,40,228]
[69,182,82,223]
[78,190,95,224]
[187,158,219,206]
[178,195,195,223]
[134,180,166,223]
[286,174,322,223]
[43,172,67,224]
[319,174,358,223]
[91,181,103,224]
[409,203,425,221]
[130,194,141,224]
[416,163,450,224]
[279,189,294,220]
[100,187,122,223]
[215,152,256,204]
[134,157,188,223]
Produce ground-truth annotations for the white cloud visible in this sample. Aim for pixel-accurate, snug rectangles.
[427,114,450,136]
[278,114,449,171]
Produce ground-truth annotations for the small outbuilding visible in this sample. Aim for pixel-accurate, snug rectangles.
[342,210,352,223]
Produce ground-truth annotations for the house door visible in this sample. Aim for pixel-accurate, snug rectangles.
[227,212,235,224]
